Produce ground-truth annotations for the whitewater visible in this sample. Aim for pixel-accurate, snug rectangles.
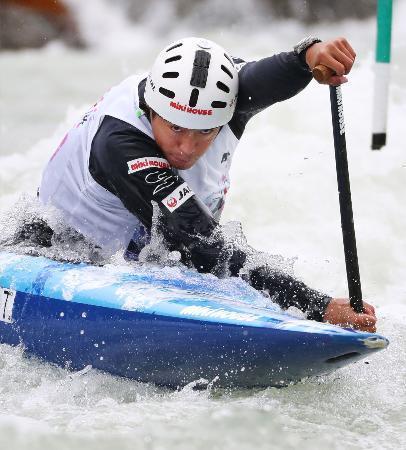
[0,1,405,449]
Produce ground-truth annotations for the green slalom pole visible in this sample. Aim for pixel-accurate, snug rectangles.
[372,0,393,150]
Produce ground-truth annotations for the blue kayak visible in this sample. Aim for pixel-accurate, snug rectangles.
[0,251,388,388]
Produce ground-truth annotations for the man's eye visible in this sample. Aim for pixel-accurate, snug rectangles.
[201,129,213,135]
[171,125,182,132]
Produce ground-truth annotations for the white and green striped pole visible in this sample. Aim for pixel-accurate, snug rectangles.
[372,0,393,150]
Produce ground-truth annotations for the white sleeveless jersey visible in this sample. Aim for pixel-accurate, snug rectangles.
[40,75,239,255]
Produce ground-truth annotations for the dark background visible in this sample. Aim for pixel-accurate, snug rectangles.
[0,0,378,50]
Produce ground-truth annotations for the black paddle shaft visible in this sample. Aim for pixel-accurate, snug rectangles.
[329,85,364,313]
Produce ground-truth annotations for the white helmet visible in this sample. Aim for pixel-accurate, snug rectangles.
[144,37,239,129]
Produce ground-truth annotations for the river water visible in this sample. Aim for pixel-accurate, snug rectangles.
[0,1,405,449]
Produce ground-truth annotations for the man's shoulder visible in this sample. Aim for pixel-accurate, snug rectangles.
[89,115,167,194]
[93,115,162,160]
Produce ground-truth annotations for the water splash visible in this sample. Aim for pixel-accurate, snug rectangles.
[0,194,107,264]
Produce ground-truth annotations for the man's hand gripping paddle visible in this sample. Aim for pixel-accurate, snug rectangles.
[312,65,364,314]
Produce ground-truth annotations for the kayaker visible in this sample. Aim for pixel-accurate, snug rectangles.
[38,36,377,332]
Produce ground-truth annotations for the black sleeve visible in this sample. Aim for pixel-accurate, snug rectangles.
[245,266,331,322]
[230,51,312,138]
[89,115,330,321]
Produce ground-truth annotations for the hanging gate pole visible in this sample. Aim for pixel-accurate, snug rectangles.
[372,0,393,150]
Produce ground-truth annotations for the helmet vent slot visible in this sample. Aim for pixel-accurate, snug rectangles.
[165,55,182,63]
[221,65,233,79]
[216,81,230,93]
[224,53,234,66]
[190,50,211,88]
[159,87,175,99]
[211,101,227,109]
[162,72,179,78]
[189,89,200,107]
[166,43,183,52]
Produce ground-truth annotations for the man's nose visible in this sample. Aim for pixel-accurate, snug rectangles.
[177,132,197,154]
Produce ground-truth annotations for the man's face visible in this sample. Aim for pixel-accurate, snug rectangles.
[151,113,220,170]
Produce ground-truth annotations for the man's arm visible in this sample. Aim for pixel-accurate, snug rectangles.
[236,37,356,113]
[236,51,312,116]
[230,38,357,138]
[229,51,312,138]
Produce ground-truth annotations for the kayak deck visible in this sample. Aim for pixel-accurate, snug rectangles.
[0,252,389,387]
